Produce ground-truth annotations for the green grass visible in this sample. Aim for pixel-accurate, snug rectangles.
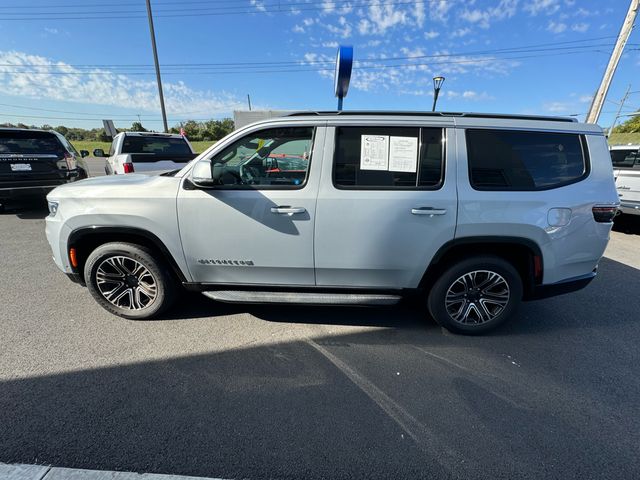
[71,140,216,155]
[608,133,640,146]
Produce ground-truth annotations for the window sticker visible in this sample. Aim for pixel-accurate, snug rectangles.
[389,136,418,173]
[360,135,389,170]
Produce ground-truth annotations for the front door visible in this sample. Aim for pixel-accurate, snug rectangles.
[314,124,457,288]
[177,125,323,285]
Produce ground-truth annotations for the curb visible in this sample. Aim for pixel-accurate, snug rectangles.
[0,463,228,480]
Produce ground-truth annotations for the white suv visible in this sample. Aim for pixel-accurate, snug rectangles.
[45,112,619,334]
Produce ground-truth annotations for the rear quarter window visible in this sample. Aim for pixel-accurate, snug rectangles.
[466,129,589,191]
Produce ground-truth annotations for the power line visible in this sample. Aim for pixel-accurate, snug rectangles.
[0,0,438,20]
[0,48,628,76]
[0,36,624,73]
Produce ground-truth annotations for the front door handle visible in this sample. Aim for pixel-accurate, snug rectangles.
[271,206,306,215]
[411,207,447,216]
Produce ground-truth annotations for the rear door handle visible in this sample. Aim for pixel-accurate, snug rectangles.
[411,207,447,216]
[271,206,306,215]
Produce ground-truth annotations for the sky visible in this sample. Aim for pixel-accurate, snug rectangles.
[0,0,637,130]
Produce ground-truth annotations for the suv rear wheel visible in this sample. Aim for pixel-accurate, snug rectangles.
[427,256,523,335]
[84,242,176,319]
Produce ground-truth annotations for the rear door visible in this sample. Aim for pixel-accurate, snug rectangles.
[611,148,640,214]
[0,130,67,189]
[314,122,457,288]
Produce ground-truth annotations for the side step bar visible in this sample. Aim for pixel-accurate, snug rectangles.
[202,290,402,306]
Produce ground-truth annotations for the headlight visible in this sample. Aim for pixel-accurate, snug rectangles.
[48,200,59,216]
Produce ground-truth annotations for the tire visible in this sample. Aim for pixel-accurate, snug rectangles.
[427,255,523,335]
[84,242,176,320]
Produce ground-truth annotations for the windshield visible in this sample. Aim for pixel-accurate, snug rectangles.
[0,130,65,155]
[122,136,192,155]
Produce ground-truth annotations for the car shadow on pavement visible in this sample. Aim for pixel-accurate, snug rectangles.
[159,257,639,337]
[1,257,639,480]
[159,291,429,330]
[613,213,640,235]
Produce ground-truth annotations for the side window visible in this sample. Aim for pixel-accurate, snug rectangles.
[610,149,639,168]
[466,129,588,191]
[209,127,314,189]
[333,127,444,189]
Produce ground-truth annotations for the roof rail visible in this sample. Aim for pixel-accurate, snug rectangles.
[285,111,578,123]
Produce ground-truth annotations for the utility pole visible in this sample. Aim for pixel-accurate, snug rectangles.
[247,94,252,111]
[585,0,639,124]
[608,84,632,136]
[146,0,168,133]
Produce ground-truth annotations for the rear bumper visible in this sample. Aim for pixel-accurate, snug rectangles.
[528,270,596,301]
[0,180,71,199]
[618,201,640,216]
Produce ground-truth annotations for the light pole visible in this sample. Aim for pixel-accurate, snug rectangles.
[432,76,445,112]
[146,0,168,133]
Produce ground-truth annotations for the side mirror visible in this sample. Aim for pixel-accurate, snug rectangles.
[80,150,89,158]
[93,148,105,157]
[191,160,216,188]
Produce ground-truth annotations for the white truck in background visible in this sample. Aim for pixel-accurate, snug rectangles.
[609,144,640,216]
[95,132,198,176]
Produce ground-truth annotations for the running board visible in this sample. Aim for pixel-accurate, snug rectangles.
[202,290,402,306]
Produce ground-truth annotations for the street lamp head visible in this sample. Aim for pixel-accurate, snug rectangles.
[433,76,445,91]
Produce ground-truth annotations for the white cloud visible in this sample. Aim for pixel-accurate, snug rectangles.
[414,1,426,27]
[424,30,440,40]
[322,41,339,48]
[325,16,352,38]
[544,101,571,113]
[44,28,59,35]
[0,51,244,116]
[460,0,518,28]
[292,24,305,33]
[451,28,472,38]
[571,22,589,33]
[579,94,593,103]
[461,90,494,100]
[525,0,561,16]
[249,0,267,12]
[303,18,315,27]
[547,20,567,33]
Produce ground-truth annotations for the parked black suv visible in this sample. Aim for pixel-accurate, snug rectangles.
[0,128,89,210]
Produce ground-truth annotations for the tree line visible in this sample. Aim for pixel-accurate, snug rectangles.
[0,119,235,142]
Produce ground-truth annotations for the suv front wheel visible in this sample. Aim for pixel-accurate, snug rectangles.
[427,255,523,335]
[84,242,176,319]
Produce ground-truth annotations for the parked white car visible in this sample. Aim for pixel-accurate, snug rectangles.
[95,132,197,175]
[46,111,619,334]
[609,144,640,216]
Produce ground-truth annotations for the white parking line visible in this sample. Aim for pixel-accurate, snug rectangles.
[306,339,465,472]
[0,464,229,480]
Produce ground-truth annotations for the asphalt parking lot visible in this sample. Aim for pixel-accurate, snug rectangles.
[1,186,639,479]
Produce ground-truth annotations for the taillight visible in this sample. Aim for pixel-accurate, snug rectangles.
[56,152,77,171]
[123,163,135,174]
[592,205,618,223]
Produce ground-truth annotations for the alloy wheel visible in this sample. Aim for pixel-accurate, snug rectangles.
[444,270,510,324]
[95,255,158,310]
